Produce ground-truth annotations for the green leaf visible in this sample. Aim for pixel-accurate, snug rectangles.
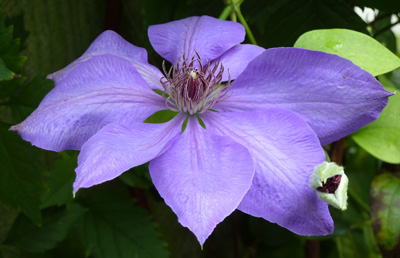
[352,86,400,164]
[0,12,26,75]
[336,224,382,258]
[371,11,397,53]
[0,57,13,81]
[119,164,153,189]
[3,0,106,78]
[4,13,29,50]
[196,114,206,129]
[153,89,169,98]
[41,152,76,209]
[294,29,400,76]
[0,202,19,244]
[10,75,53,122]
[4,204,86,253]
[371,173,400,251]
[0,124,44,224]
[76,188,169,258]
[344,143,379,213]
[0,76,25,100]
[144,110,178,124]
[0,9,26,88]
[181,114,189,134]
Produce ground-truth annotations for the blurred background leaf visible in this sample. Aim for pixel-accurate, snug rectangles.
[241,0,368,48]
[0,124,44,225]
[75,186,169,258]
[371,172,400,253]
[4,203,86,253]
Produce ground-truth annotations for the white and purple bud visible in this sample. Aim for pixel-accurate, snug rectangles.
[309,161,348,210]
[160,52,231,115]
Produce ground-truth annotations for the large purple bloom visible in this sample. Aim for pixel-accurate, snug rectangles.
[12,16,391,244]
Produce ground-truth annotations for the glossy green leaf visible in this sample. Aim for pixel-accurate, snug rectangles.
[4,204,86,253]
[371,173,400,251]
[0,124,44,225]
[76,188,169,258]
[41,152,76,209]
[294,29,400,76]
[144,109,178,124]
[352,86,400,164]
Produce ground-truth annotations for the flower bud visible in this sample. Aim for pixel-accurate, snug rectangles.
[309,161,348,210]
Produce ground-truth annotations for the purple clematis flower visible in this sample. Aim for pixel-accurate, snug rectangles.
[11,15,391,245]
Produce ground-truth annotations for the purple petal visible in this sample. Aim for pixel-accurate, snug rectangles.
[148,15,245,65]
[11,55,165,151]
[74,115,184,193]
[216,48,392,145]
[48,30,164,90]
[149,116,254,245]
[212,44,265,81]
[204,109,333,235]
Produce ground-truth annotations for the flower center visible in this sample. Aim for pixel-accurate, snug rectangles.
[160,52,231,115]
[317,175,342,193]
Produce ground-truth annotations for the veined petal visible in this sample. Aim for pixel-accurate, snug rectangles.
[48,30,164,90]
[204,109,333,235]
[212,44,265,81]
[74,115,184,193]
[216,48,392,145]
[11,55,164,151]
[148,15,245,65]
[149,116,254,245]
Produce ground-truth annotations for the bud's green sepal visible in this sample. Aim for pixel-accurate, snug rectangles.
[309,162,348,210]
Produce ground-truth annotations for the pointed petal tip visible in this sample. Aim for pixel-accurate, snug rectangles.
[9,124,18,132]
[177,216,213,247]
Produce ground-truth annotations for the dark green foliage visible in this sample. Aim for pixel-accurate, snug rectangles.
[0,124,44,225]
[241,0,368,48]
[4,204,86,253]
[371,173,400,252]
[75,187,169,258]
[40,153,77,209]
[120,164,153,190]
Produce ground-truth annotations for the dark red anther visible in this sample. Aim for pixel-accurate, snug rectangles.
[317,175,342,194]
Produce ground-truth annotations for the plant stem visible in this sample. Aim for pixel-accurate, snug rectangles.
[373,18,400,38]
[330,138,370,214]
[219,0,258,45]
[219,5,234,20]
[235,7,257,45]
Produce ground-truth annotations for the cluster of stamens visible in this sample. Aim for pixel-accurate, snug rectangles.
[317,175,342,194]
[160,52,231,115]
